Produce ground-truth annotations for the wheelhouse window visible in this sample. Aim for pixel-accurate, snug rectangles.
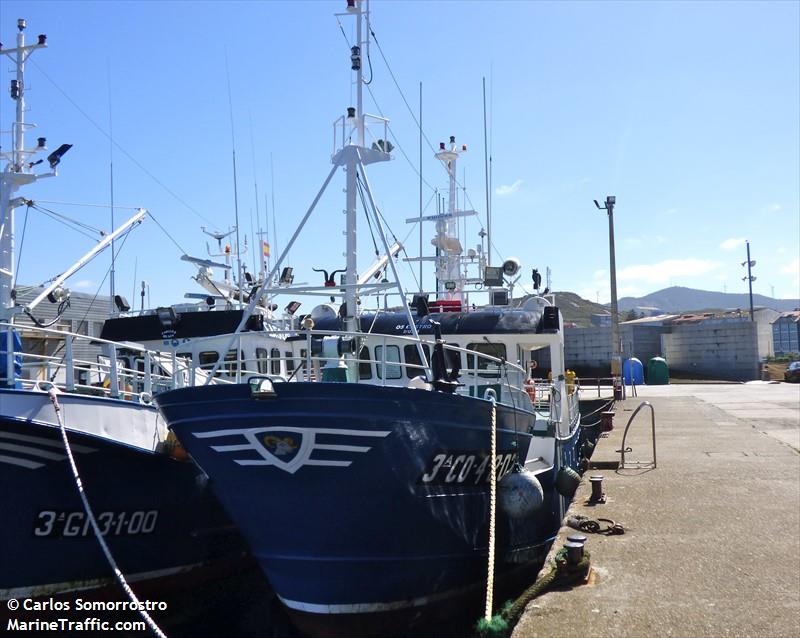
[403,344,431,378]
[375,345,401,380]
[466,342,506,378]
[199,350,246,376]
[285,352,295,374]
[198,351,219,369]
[270,348,281,375]
[256,348,269,374]
[224,349,246,375]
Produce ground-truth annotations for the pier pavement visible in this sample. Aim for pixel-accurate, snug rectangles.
[513,382,800,638]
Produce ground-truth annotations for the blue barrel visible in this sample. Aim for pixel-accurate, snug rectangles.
[0,329,23,388]
[623,357,644,385]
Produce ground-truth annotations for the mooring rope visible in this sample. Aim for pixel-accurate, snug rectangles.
[474,546,593,638]
[484,398,498,621]
[48,389,168,638]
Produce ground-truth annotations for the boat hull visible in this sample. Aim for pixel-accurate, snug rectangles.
[0,391,250,608]
[158,382,580,637]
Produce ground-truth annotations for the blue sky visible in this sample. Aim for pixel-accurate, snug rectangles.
[2,0,798,311]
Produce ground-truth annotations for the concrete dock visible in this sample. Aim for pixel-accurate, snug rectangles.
[513,382,800,638]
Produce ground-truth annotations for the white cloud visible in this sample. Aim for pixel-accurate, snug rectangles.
[580,283,641,303]
[495,179,523,196]
[72,280,96,290]
[769,203,783,212]
[625,235,667,247]
[618,285,641,297]
[780,258,800,284]
[720,238,746,252]
[578,287,608,304]
[592,269,607,281]
[617,258,721,284]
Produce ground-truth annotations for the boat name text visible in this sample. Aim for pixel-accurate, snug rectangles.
[420,451,517,485]
[33,510,158,538]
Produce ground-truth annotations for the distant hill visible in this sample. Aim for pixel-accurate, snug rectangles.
[515,291,617,327]
[617,286,800,313]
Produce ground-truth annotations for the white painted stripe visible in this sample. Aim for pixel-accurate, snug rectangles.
[210,443,255,452]
[0,431,96,453]
[313,444,370,453]
[278,579,471,614]
[0,442,67,461]
[276,557,549,615]
[1,562,206,600]
[304,460,351,467]
[0,454,44,469]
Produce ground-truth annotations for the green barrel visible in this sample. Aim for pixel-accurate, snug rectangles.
[647,357,669,385]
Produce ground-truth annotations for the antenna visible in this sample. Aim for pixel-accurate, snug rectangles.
[419,81,423,293]
[248,112,264,279]
[224,49,244,308]
[249,209,257,277]
[482,77,490,266]
[108,65,117,316]
[270,153,278,274]
[131,257,137,311]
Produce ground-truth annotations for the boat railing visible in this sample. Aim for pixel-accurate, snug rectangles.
[180,327,533,410]
[332,112,391,158]
[1,322,182,402]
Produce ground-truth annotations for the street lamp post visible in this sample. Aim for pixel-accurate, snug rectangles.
[741,241,756,321]
[594,196,622,378]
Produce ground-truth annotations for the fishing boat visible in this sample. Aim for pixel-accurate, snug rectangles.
[155,2,586,636]
[0,19,249,613]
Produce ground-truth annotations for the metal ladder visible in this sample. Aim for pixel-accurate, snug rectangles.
[617,401,657,469]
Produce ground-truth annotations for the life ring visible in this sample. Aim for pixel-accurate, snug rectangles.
[529,360,538,370]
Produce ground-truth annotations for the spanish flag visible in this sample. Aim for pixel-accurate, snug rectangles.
[262,241,270,257]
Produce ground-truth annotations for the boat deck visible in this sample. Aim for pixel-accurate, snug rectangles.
[513,382,800,638]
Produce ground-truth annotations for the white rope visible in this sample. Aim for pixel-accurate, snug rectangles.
[48,389,168,638]
[484,399,498,621]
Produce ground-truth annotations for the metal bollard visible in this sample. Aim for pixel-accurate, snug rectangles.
[567,534,588,546]
[589,475,606,503]
[564,540,584,565]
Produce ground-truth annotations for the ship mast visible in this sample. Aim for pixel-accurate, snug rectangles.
[433,136,473,303]
[342,0,367,335]
[0,20,63,320]
[205,0,431,382]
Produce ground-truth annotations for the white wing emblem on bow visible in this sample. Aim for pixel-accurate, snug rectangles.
[193,426,391,474]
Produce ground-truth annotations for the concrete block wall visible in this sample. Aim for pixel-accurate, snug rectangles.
[756,320,774,358]
[564,327,612,369]
[661,320,760,381]
[563,325,667,371]
[626,325,666,364]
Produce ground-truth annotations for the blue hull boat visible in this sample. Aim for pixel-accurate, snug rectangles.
[0,392,248,606]
[158,381,581,636]
[154,3,589,634]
